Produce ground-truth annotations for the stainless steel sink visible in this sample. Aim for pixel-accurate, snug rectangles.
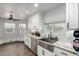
[38,37,58,52]
[40,37,58,44]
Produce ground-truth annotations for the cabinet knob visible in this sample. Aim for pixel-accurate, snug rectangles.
[67,22,69,29]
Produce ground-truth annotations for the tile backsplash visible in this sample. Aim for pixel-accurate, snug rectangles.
[58,30,75,41]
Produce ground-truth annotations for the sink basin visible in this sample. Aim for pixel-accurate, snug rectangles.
[40,37,58,44]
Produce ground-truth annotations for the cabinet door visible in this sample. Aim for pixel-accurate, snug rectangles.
[24,36,31,48]
[24,36,28,45]
[66,3,78,29]
[54,47,76,56]
[31,38,37,54]
[44,48,55,56]
[37,45,44,56]
[37,45,54,56]
[27,37,31,48]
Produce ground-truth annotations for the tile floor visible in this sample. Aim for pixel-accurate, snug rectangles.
[0,41,35,56]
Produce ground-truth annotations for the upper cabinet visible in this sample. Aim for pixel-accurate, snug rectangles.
[66,3,78,30]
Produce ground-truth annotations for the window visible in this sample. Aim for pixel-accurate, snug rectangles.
[19,24,26,33]
[4,23,15,33]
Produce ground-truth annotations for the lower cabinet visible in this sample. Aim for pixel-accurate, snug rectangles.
[37,45,76,56]
[24,36,31,48]
[37,45,54,56]
[54,47,76,56]
[24,36,76,56]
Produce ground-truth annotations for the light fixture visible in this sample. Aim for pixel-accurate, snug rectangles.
[34,3,38,7]
[26,11,30,14]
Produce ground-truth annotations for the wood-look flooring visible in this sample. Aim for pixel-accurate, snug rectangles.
[0,42,35,56]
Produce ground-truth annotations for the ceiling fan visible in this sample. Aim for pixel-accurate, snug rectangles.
[8,14,21,21]
[0,10,21,21]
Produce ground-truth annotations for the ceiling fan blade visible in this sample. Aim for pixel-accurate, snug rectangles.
[0,17,8,20]
[0,14,21,22]
[13,19,21,21]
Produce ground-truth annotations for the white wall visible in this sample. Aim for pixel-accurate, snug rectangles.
[44,4,66,23]
[43,4,73,41]
[28,13,43,32]
[0,18,27,40]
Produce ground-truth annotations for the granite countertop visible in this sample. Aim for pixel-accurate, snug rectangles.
[27,34,43,40]
[53,40,77,54]
[38,38,77,54]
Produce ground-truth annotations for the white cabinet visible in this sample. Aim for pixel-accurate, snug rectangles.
[24,36,31,48]
[37,45,54,56]
[54,47,76,56]
[66,3,78,29]
[37,45,43,56]
[37,45,76,56]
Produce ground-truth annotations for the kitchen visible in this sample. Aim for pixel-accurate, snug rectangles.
[0,3,79,56]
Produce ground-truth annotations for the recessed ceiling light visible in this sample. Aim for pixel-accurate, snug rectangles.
[34,3,38,7]
[26,11,30,14]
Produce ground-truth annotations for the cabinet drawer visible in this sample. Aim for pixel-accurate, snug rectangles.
[37,45,54,56]
[44,48,54,56]
[54,47,76,56]
[37,45,44,56]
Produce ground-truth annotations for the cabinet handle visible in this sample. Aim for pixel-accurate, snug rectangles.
[42,50,45,55]
[61,52,68,56]
[67,22,69,29]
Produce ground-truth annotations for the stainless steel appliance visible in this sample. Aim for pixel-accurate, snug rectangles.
[73,28,79,56]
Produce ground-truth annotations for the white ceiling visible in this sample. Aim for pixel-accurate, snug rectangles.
[0,3,65,20]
